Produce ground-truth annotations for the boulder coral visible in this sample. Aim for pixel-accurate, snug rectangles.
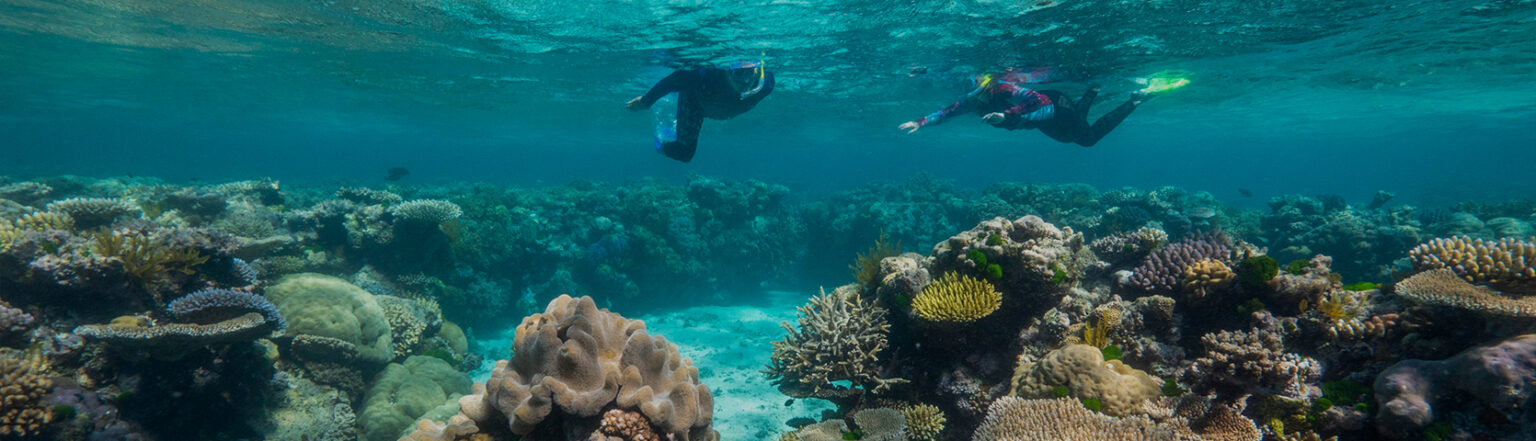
[1374,333,1536,439]
[403,295,717,441]
[1009,344,1162,417]
[359,355,472,441]
[264,273,395,363]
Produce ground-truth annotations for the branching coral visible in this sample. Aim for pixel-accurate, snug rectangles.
[1409,236,1536,293]
[1090,226,1168,265]
[766,286,907,399]
[911,272,1001,323]
[1010,344,1163,416]
[1394,268,1536,317]
[901,403,946,441]
[45,197,141,229]
[851,232,901,285]
[391,200,463,225]
[1183,327,1320,400]
[9,211,73,232]
[0,349,51,437]
[90,230,208,291]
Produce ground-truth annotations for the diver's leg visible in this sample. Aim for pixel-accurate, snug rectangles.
[662,92,704,162]
[1076,100,1138,147]
[1075,85,1100,112]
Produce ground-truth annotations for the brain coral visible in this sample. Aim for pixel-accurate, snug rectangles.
[264,273,395,363]
[1009,344,1162,417]
[1409,236,1536,293]
[359,355,472,441]
[407,295,717,441]
[911,272,1001,323]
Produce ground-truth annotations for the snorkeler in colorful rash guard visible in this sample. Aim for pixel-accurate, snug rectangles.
[899,71,1175,147]
[627,61,775,162]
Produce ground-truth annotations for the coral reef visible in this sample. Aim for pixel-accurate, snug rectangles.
[1131,234,1237,294]
[264,273,395,363]
[910,272,1001,324]
[1408,236,1536,293]
[766,285,906,399]
[1393,268,1536,317]
[1009,344,1162,416]
[1182,324,1321,401]
[0,349,51,437]
[1374,333,1536,439]
[971,397,1260,441]
[403,295,717,441]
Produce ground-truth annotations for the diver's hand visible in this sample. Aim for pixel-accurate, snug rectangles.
[982,112,1005,125]
[898,121,921,134]
[626,97,647,111]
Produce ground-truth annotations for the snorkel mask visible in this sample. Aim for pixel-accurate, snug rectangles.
[727,60,766,99]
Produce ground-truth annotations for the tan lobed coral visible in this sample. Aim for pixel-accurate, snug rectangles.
[1394,268,1536,317]
[910,272,1001,323]
[766,285,907,399]
[901,403,946,441]
[404,295,716,441]
[972,397,1259,441]
[0,349,51,437]
[1010,344,1162,416]
[1409,236,1536,293]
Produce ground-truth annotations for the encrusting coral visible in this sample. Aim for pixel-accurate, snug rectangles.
[402,295,717,441]
[766,285,907,399]
[1393,268,1536,317]
[1009,344,1162,417]
[1409,236,1536,293]
[0,349,51,437]
[910,272,1001,323]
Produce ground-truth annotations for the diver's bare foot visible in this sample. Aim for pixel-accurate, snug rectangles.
[626,97,646,111]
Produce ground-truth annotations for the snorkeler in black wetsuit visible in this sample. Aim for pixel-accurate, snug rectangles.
[899,72,1176,147]
[627,61,774,162]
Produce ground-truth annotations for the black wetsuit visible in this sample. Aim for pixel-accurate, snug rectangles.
[1001,89,1137,147]
[638,68,776,162]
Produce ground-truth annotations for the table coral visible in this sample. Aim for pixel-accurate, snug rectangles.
[1409,236,1536,293]
[45,197,141,229]
[1394,268,1536,317]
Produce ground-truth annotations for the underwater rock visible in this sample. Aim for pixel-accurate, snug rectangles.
[1374,334,1536,439]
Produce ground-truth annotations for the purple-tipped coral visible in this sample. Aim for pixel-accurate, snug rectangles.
[1130,234,1234,293]
[231,257,259,287]
[167,288,287,331]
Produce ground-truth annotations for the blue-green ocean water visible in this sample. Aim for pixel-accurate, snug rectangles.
[2,0,1533,208]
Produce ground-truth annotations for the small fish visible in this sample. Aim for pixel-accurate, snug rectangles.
[1187,206,1217,219]
[784,399,795,407]
[1238,188,1253,198]
[385,167,410,181]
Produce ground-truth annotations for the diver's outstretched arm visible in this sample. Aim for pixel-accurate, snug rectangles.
[629,69,704,111]
[900,94,979,133]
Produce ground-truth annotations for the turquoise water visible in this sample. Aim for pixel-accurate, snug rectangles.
[3,0,1534,204]
[4,1,1536,441]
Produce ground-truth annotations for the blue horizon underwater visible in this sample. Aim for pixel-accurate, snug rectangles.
[2,1,1535,441]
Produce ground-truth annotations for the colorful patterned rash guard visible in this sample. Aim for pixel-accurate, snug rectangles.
[914,79,1055,129]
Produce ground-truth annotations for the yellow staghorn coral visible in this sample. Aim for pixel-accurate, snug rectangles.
[1394,268,1536,317]
[1409,236,1536,293]
[1182,258,1236,301]
[911,272,1002,323]
[901,403,945,441]
[91,230,208,291]
[0,225,18,252]
[851,232,901,286]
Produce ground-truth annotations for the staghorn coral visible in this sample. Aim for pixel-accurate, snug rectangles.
[45,197,141,228]
[1090,226,1169,265]
[972,397,1259,441]
[406,295,717,441]
[0,349,51,437]
[851,407,905,441]
[1374,333,1536,439]
[9,211,74,232]
[74,312,280,357]
[1009,344,1163,416]
[90,229,208,291]
[1181,258,1236,302]
[910,272,1001,323]
[166,287,286,330]
[1183,326,1320,400]
[391,200,463,225]
[1131,234,1237,293]
[766,285,907,399]
[1409,236,1536,293]
[900,403,945,441]
[596,408,661,441]
[1393,268,1536,317]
